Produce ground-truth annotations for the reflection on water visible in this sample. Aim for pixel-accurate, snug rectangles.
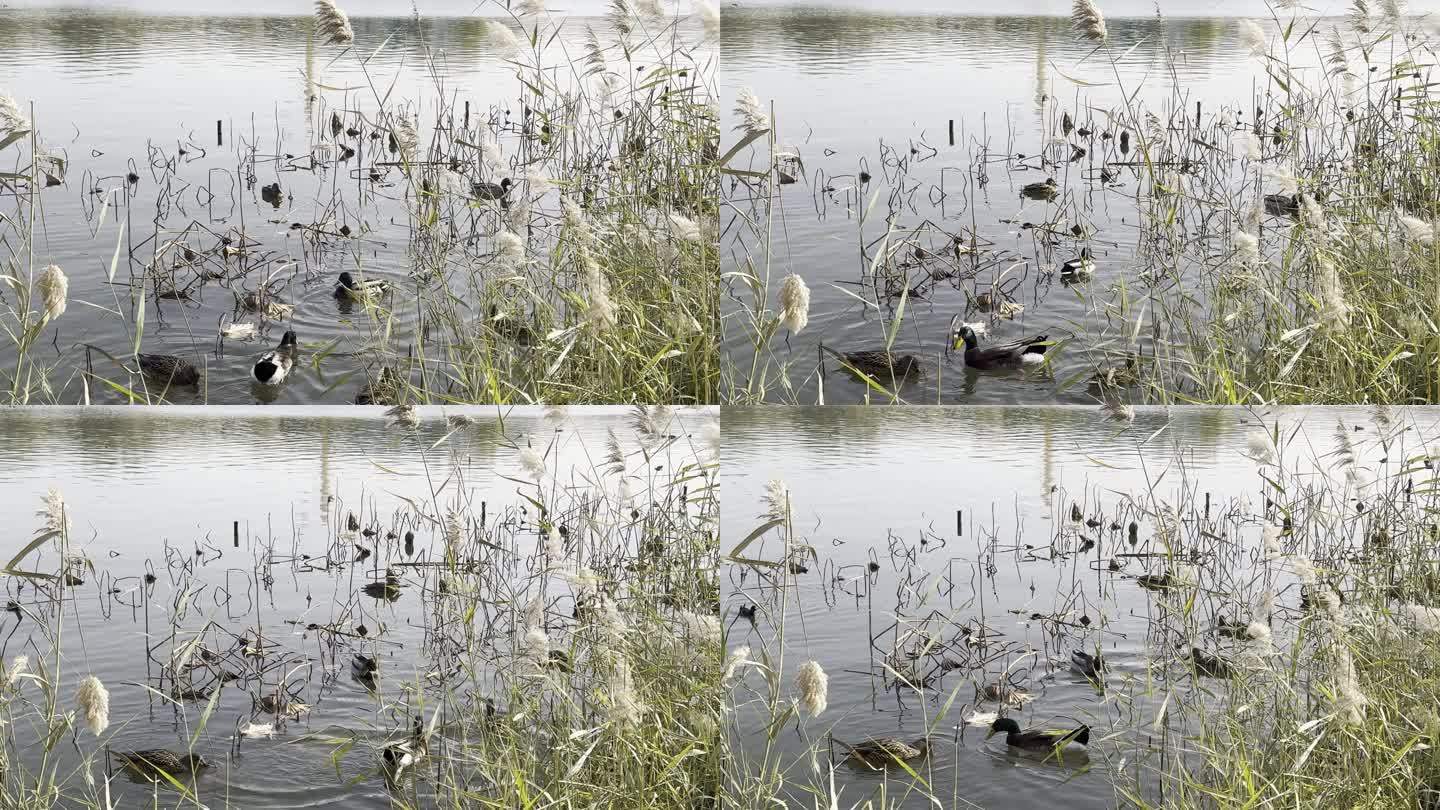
[720,6,1433,404]
[721,406,1437,808]
[0,405,717,808]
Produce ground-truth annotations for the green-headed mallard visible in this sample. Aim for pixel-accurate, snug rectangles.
[987,718,1090,751]
[948,320,1049,371]
[820,345,922,381]
[834,736,929,769]
[334,271,391,301]
[1020,177,1058,201]
[471,178,512,201]
[1060,248,1095,282]
[1070,650,1106,680]
[137,353,201,387]
[381,718,427,783]
[251,330,297,385]
[112,749,210,780]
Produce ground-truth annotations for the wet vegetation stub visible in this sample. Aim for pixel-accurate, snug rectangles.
[724,407,1440,809]
[722,2,1440,405]
[0,406,721,809]
[0,0,720,405]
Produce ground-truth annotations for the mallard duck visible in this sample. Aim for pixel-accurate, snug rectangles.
[1060,248,1095,282]
[979,681,1032,707]
[334,271,391,300]
[381,718,427,782]
[987,718,1090,751]
[251,330,297,385]
[137,353,201,387]
[112,749,211,780]
[820,345,922,381]
[1136,573,1173,591]
[352,653,378,689]
[487,305,536,345]
[1020,177,1058,201]
[1264,192,1300,217]
[1070,650,1106,680]
[256,693,311,717]
[1187,647,1234,679]
[471,178,512,201]
[834,736,929,769]
[260,182,283,208]
[361,569,402,601]
[948,321,1049,371]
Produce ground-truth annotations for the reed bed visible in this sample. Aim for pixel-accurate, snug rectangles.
[722,2,1440,405]
[0,406,720,808]
[724,408,1440,808]
[0,0,718,404]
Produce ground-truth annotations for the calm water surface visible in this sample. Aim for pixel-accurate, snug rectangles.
[721,405,1439,808]
[721,1,1440,404]
[0,405,715,808]
[0,0,705,403]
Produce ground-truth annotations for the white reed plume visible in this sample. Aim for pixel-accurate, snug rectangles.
[36,264,67,323]
[668,213,704,243]
[795,660,828,717]
[1245,621,1272,645]
[562,197,592,245]
[1315,257,1351,329]
[0,93,27,132]
[582,254,618,332]
[393,119,418,162]
[496,230,525,266]
[631,404,673,447]
[1071,0,1108,42]
[314,0,355,45]
[517,0,547,16]
[1399,603,1440,633]
[1263,163,1299,195]
[520,627,550,672]
[733,88,770,135]
[519,446,546,480]
[632,0,664,19]
[1332,645,1367,725]
[1239,19,1266,57]
[1382,0,1405,21]
[1291,553,1319,587]
[544,525,565,564]
[1240,132,1262,160]
[1262,523,1283,558]
[76,675,110,735]
[1400,214,1434,245]
[488,22,521,55]
[694,0,719,35]
[723,646,752,682]
[385,403,419,429]
[1300,194,1325,231]
[777,273,810,334]
[606,656,647,726]
[38,488,68,534]
[679,611,722,646]
[1246,429,1274,464]
[1233,230,1260,268]
[3,656,27,688]
[763,479,790,521]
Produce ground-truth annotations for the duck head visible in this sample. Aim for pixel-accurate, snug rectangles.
[949,324,980,353]
[987,717,1022,740]
[338,271,357,290]
[280,330,297,347]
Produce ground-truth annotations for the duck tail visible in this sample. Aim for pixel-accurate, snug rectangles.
[1024,335,1051,355]
[1073,725,1091,746]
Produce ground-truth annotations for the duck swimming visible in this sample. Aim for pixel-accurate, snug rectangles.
[948,320,1049,371]
[1070,650,1106,680]
[987,718,1091,751]
[334,271,391,301]
[111,749,211,780]
[1020,177,1058,201]
[251,330,297,385]
[834,736,929,769]
[1060,248,1095,282]
[381,718,427,783]
[137,353,201,387]
[352,653,378,689]
[820,345,922,382]
[471,178,512,201]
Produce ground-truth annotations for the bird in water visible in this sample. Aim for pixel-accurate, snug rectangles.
[1070,650,1107,681]
[362,569,402,601]
[987,718,1091,752]
[381,718,427,784]
[1060,248,1096,282]
[137,352,201,387]
[334,271,391,301]
[819,345,922,382]
[471,177,512,201]
[251,330,298,385]
[111,749,211,780]
[947,320,1049,371]
[1264,192,1300,217]
[1020,177,1058,201]
[352,653,378,690]
[833,736,930,769]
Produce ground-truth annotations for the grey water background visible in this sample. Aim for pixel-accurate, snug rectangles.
[0,0,704,403]
[720,0,1440,404]
[721,405,1439,808]
[0,405,715,808]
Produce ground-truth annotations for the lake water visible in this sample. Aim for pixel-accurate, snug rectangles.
[720,405,1439,808]
[0,404,718,808]
[720,1,1440,404]
[0,0,712,404]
